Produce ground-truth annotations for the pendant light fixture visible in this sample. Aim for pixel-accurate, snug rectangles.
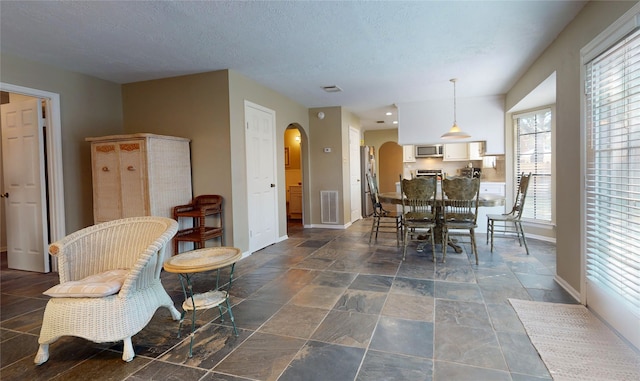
[441,78,471,139]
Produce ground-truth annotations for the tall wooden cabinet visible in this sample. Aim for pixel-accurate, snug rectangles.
[86,133,193,258]
[288,186,302,219]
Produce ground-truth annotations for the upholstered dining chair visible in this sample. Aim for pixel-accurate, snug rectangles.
[34,216,180,365]
[487,172,532,255]
[400,176,438,261]
[442,177,481,264]
[366,172,402,245]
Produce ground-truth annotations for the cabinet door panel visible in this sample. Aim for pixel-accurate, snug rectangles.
[443,143,468,161]
[92,144,122,222]
[403,145,415,162]
[118,141,149,217]
[289,186,302,216]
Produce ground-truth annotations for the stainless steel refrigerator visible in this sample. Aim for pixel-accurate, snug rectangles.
[360,145,376,217]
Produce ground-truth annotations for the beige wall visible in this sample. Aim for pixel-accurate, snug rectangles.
[308,106,344,225]
[123,69,312,252]
[505,1,636,293]
[121,70,231,242]
[227,70,309,248]
[363,128,398,175]
[0,53,124,234]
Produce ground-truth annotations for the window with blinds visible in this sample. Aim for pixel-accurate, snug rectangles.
[514,109,552,222]
[585,28,640,322]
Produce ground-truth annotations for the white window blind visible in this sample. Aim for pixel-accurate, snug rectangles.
[585,28,640,320]
[514,109,552,221]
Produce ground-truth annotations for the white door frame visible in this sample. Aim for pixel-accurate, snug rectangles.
[0,82,66,271]
[349,126,362,222]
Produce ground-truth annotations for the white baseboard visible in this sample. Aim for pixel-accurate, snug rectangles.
[526,233,556,243]
[307,223,349,229]
[554,274,581,303]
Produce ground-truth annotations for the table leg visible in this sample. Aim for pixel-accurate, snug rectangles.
[176,273,198,357]
[226,264,238,335]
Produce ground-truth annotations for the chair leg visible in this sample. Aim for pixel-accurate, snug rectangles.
[167,304,181,320]
[516,221,530,255]
[486,216,490,245]
[430,228,436,263]
[402,225,409,261]
[122,337,135,362]
[513,221,523,247]
[470,229,478,265]
[442,229,448,263]
[369,216,376,243]
[489,219,495,253]
[34,344,49,365]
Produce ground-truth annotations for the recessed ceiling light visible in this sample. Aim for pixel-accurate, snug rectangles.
[386,112,392,116]
[393,121,398,124]
[322,85,342,93]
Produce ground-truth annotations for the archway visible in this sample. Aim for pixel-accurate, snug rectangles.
[284,124,304,233]
[378,141,403,193]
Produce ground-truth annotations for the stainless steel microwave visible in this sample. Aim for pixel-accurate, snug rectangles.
[415,144,443,158]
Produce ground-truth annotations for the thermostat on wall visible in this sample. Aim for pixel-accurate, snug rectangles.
[323,147,331,153]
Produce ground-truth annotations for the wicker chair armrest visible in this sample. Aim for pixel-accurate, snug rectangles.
[119,220,177,297]
[51,217,178,286]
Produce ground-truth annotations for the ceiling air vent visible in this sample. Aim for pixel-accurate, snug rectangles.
[376,120,385,124]
[322,85,342,93]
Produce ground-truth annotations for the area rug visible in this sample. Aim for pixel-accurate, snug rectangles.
[509,299,640,381]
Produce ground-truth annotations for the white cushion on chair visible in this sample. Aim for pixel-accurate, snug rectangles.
[43,269,129,298]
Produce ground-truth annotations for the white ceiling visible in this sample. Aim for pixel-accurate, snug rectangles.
[0,1,586,130]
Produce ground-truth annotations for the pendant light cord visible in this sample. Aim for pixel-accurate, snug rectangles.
[451,78,457,125]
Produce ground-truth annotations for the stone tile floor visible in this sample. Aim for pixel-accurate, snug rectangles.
[0,219,576,380]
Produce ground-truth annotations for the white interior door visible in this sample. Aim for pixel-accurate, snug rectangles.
[245,101,277,252]
[1,99,50,272]
[349,127,362,222]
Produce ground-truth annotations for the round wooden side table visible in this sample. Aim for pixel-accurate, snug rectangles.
[164,246,242,357]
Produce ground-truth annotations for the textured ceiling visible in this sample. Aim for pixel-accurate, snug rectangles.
[0,1,586,130]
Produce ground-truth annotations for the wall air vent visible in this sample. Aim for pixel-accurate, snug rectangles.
[320,190,339,224]
[322,85,343,93]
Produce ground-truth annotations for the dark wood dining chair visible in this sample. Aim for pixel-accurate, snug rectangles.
[366,173,402,246]
[442,177,481,264]
[486,172,532,255]
[400,176,438,261]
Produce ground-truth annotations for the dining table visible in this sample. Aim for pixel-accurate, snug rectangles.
[377,191,506,253]
[377,191,505,208]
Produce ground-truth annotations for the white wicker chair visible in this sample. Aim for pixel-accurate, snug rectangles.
[34,216,181,365]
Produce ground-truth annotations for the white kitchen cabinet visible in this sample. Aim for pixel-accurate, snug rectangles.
[288,185,302,219]
[443,142,485,161]
[469,142,484,160]
[86,133,193,258]
[443,143,469,161]
[403,145,416,162]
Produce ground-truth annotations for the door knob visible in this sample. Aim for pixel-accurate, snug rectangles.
[0,192,8,198]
